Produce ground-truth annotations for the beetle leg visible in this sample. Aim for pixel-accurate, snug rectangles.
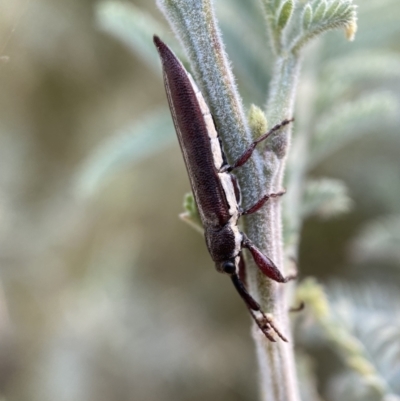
[240,189,286,216]
[238,251,247,285]
[230,272,288,342]
[220,118,294,173]
[242,234,297,283]
[231,272,260,311]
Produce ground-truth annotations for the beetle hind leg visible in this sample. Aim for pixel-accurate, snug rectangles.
[242,234,297,283]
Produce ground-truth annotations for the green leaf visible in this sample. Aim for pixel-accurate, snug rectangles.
[291,0,357,52]
[277,0,294,31]
[325,0,341,18]
[260,0,286,53]
[335,2,351,17]
[261,0,282,18]
[302,4,313,31]
[75,110,174,198]
[179,192,203,234]
[312,0,327,23]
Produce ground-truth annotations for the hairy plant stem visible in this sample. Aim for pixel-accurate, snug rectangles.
[244,53,301,401]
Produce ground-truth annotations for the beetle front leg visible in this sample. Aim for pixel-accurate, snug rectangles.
[241,234,297,283]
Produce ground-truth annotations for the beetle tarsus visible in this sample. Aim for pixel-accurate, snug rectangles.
[249,309,289,342]
[250,309,277,342]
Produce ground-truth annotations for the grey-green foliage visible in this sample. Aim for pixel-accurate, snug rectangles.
[96,1,182,73]
[75,0,400,399]
[326,283,400,400]
[317,51,400,112]
[309,92,398,169]
[301,24,400,401]
[75,110,174,197]
[351,215,400,266]
[302,178,352,219]
[283,0,400,254]
[297,279,400,400]
[292,0,357,51]
[260,0,356,54]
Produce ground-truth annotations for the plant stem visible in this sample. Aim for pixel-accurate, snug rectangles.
[244,53,301,401]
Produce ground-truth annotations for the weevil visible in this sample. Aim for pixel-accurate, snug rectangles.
[154,36,295,342]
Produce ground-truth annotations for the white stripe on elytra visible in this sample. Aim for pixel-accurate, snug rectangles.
[218,173,242,256]
[188,73,201,95]
[219,173,240,218]
[232,224,243,257]
[210,138,223,169]
[203,114,217,138]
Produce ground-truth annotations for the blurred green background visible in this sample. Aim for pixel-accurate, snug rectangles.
[0,0,399,400]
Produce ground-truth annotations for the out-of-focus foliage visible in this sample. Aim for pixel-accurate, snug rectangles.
[297,280,400,401]
[309,92,398,169]
[327,283,400,400]
[96,1,183,71]
[296,351,323,401]
[351,215,400,267]
[75,109,174,198]
[302,178,353,219]
[0,0,399,400]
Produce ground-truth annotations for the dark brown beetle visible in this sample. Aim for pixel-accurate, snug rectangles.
[154,36,294,341]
